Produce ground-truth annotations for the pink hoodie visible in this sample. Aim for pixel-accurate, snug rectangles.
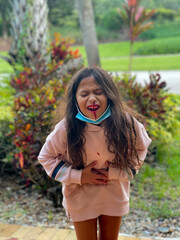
[38,118,151,221]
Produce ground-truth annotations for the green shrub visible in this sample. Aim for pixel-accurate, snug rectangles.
[0,76,14,170]
[0,118,14,167]
[151,8,176,21]
[135,36,180,55]
[96,26,120,42]
[139,20,180,39]
[99,8,123,31]
[0,89,14,171]
[147,94,180,149]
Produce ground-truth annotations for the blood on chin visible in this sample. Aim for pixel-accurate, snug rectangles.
[87,107,99,120]
[92,110,97,119]
[86,110,98,120]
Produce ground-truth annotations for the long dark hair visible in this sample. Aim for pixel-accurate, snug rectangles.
[65,66,142,171]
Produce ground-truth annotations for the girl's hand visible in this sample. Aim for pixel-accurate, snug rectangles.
[81,161,109,185]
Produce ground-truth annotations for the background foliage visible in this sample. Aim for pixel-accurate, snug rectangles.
[1,0,180,44]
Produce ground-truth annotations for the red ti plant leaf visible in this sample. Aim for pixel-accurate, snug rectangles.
[117,0,155,77]
[127,0,136,6]
[25,124,31,132]
[19,152,24,169]
[135,7,143,22]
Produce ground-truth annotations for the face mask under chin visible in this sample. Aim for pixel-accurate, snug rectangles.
[75,105,111,125]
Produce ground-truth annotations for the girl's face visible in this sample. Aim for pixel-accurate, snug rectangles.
[76,75,108,120]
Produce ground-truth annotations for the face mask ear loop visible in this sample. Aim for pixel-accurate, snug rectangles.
[75,102,82,114]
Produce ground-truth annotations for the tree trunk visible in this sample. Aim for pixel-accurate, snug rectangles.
[1,11,8,39]
[76,0,101,67]
[9,0,48,67]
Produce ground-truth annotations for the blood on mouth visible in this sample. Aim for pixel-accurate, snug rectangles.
[88,102,99,120]
[91,102,97,119]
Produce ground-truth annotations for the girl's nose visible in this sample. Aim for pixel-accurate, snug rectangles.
[89,94,97,103]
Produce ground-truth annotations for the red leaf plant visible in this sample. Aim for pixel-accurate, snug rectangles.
[10,33,83,191]
[117,0,155,77]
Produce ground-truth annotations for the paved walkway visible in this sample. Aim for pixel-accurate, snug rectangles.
[0,223,161,240]
[131,70,180,95]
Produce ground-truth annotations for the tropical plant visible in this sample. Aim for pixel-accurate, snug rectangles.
[10,33,83,191]
[116,73,167,120]
[117,0,155,77]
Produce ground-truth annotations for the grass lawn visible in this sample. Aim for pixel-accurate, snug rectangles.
[0,52,14,74]
[101,55,180,71]
[72,40,180,71]
[78,54,180,72]
[73,36,180,58]
[0,61,14,74]
[131,133,180,219]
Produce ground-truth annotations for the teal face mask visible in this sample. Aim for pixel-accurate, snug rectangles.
[76,105,111,125]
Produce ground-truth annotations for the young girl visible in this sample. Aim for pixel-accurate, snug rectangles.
[38,66,151,240]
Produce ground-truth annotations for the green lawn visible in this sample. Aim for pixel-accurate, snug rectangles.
[0,52,14,74]
[72,41,140,58]
[72,40,180,71]
[132,133,180,219]
[101,55,180,71]
[0,60,14,74]
[73,36,180,58]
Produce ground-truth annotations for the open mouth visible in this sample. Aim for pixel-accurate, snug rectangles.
[87,105,100,111]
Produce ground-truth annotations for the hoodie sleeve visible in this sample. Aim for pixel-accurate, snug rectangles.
[108,118,152,181]
[38,119,82,185]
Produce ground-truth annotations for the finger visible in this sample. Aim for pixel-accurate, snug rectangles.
[86,161,98,169]
[94,169,108,178]
[94,174,108,181]
[95,179,109,185]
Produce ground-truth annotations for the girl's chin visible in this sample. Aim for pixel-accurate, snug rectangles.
[87,111,99,120]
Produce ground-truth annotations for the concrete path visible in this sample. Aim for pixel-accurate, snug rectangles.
[0,223,165,240]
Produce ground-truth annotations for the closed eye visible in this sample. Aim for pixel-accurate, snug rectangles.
[80,91,89,97]
[94,89,104,95]
[79,89,104,97]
